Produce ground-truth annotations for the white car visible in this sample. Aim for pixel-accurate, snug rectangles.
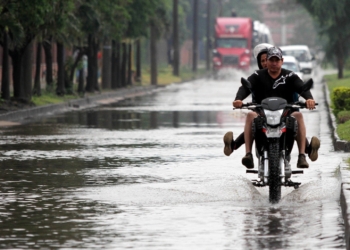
[282,55,304,80]
[280,45,315,81]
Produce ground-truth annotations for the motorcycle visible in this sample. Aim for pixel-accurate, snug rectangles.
[235,77,317,203]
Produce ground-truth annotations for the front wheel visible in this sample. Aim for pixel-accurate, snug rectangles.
[268,142,281,203]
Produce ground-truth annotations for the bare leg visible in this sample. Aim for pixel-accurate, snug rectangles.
[291,111,306,154]
[244,111,258,153]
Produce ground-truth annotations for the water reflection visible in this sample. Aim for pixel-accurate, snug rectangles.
[0,75,346,249]
[0,159,125,248]
[28,109,221,131]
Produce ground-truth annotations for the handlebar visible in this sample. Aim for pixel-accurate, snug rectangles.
[286,102,319,109]
[233,102,318,110]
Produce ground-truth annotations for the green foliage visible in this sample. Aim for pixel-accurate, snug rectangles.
[324,71,350,93]
[76,0,155,41]
[32,90,78,106]
[141,64,207,86]
[295,0,350,72]
[345,57,350,70]
[337,110,350,123]
[337,119,350,142]
[126,0,164,38]
[325,70,350,142]
[332,87,350,112]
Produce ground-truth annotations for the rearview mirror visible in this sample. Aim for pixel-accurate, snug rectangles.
[302,78,313,93]
[241,77,252,89]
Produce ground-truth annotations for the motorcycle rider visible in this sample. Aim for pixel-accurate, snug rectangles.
[224,46,320,168]
[223,43,272,156]
[224,44,318,161]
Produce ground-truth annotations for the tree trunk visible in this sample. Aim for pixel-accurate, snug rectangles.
[11,51,23,99]
[192,0,198,72]
[102,39,112,89]
[69,48,84,85]
[173,0,180,76]
[93,41,99,91]
[86,35,99,92]
[121,42,127,87]
[33,42,42,96]
[136,39,141,83]
[150,25,158,85]
[111,40,117,89]
[22,40,34,102]
[1,29,10,100]
[337,42,344,79]
[56,41,65,96]
[127,42,132,86]
[111,40,122,89]
[337,55,344,79]
[43,38,53,91]
[116,41,121,88]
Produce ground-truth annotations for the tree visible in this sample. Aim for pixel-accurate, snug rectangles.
[293,0,350,78]
[123,0,171,86]
[0,1,35,102]
[0,0,77,101]
[33,41,42,96]
[76,0,130,92]
[1,28,10,100]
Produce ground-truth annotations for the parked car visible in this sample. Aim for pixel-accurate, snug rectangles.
[279,45,315,81]
[282,55,304,80]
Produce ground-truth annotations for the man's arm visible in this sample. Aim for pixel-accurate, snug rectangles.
[234,73,257,102]
[233,81,252,108]
[234,85,250,101]
[293,75,313,100]
[293,75,315,109]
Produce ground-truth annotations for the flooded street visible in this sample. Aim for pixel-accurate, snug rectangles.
[0,69,347,249]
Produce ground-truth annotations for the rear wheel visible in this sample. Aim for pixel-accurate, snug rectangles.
[268,142,281,203]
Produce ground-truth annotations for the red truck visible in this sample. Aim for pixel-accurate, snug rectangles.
[212,17,254,73]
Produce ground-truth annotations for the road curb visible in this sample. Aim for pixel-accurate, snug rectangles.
[323,77,350,249]
[0,85,160,124]
[323,79,350,152]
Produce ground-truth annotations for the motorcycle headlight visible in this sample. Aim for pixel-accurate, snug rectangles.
[264,109,283,125]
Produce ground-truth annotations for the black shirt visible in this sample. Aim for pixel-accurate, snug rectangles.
[234,68,313,103]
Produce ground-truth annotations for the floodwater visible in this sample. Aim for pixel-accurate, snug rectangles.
[0,69,347,249]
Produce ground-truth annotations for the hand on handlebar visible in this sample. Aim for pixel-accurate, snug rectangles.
[233,100,243,108]
[305,99,316,110]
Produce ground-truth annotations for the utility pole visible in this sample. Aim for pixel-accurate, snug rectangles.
[192,0,198,72]
[206,0,211,71]
[173,0,180,76]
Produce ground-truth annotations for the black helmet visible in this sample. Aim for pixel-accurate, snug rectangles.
[253,43,273,69]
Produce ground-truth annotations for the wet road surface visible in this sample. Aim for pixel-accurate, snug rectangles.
[0,69,347,249]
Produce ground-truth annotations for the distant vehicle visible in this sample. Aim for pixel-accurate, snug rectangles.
[253,21,274,48]
[279,45,315,81]
[212,17,273,74]
[282,55,304,80]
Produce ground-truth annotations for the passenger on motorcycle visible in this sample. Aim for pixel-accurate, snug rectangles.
[223,43,271,155]
[224,46,320,169]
